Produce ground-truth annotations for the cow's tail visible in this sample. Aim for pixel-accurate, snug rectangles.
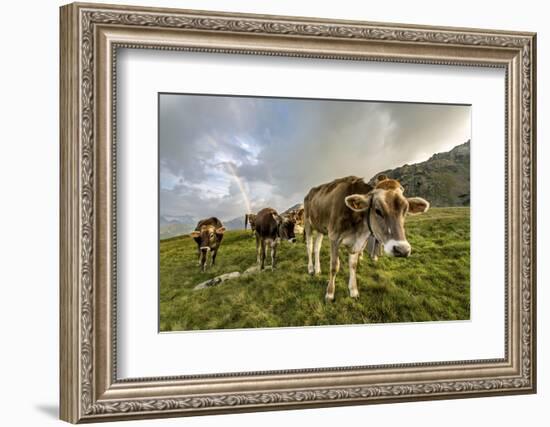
[244,214,248,230]
[302,202,310,242]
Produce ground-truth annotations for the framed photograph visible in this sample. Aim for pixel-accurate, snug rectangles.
[60,2,537,423]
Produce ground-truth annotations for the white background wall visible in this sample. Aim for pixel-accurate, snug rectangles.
[0,0,545,426]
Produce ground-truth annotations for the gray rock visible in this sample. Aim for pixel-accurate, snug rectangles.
[243,265,260,275]
[243,265,273,275]
[193,271,241,290]
[193,264,275,290]
[245,265,273,274]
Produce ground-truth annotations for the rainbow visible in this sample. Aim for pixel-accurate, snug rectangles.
[225,161,252,214]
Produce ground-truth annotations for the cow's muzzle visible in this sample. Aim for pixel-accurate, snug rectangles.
[384,240,411,258]
[288,238,296,243]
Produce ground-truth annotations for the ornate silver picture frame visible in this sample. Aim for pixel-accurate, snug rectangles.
[60,2,536,423]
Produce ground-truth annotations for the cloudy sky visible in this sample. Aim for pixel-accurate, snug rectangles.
[159,93,470,222]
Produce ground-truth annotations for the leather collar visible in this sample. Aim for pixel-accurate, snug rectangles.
[366,199,379,244]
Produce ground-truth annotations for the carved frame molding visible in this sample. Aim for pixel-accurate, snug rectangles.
[60,2,536,423]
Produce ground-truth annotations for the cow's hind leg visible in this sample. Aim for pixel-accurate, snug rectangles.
[348,252,360,299]
[313,233,324,275]
[256,234,261,265]
[306,224,315,275]
[325,239,340,302]
[260,239,267,270]
[270,240,278,269]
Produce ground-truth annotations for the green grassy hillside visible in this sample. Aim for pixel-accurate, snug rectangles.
[159,207,470,331]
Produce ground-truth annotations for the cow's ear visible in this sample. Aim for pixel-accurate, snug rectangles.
[190,231,200,238]
[407,197,430,214]
[345,194,371,212]
[215,226,226,235]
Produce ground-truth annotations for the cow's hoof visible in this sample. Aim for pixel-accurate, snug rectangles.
[349,290,359,299]
[325,293,335,303]
[308,266,315,275]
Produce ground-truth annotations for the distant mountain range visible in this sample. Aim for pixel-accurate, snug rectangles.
[159,214,197,239]
[224,216,248,231]
[159,212,256,238]
[160,214,195,226]
[369,140,470,207]
[160,141,470,239]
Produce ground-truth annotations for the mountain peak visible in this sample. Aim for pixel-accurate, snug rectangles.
[428,139,470,162]
[370,141,470,207]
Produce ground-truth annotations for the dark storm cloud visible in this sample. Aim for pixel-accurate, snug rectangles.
[159,94,470,222]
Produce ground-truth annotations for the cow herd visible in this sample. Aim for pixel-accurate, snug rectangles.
[191,175,430,301]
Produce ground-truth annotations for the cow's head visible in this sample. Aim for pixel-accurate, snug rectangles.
[344,175,429,257]
[191,225,225,252]
[275,213,297,243]
[293,207,305,226]
[191,224,225,271]
[283,208,304,234]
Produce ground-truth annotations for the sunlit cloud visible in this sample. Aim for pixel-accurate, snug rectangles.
[159,94,470,222]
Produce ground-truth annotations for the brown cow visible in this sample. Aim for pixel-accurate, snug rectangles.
[304,175,429,301]
[283,205,305,237]
[190,217,226,272]
[283,205,305,225]
[244,213,257,236]
[255,208,296,270]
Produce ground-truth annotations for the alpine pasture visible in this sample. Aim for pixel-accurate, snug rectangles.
[159,207,470,331]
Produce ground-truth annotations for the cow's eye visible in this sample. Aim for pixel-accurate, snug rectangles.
[375,208,384,217]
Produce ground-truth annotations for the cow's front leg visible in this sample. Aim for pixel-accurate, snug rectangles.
[325,239,340,302]
[197,248,202,266]
[348,252,360,299]
[211,249,217,266]
[200,249,208,272]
